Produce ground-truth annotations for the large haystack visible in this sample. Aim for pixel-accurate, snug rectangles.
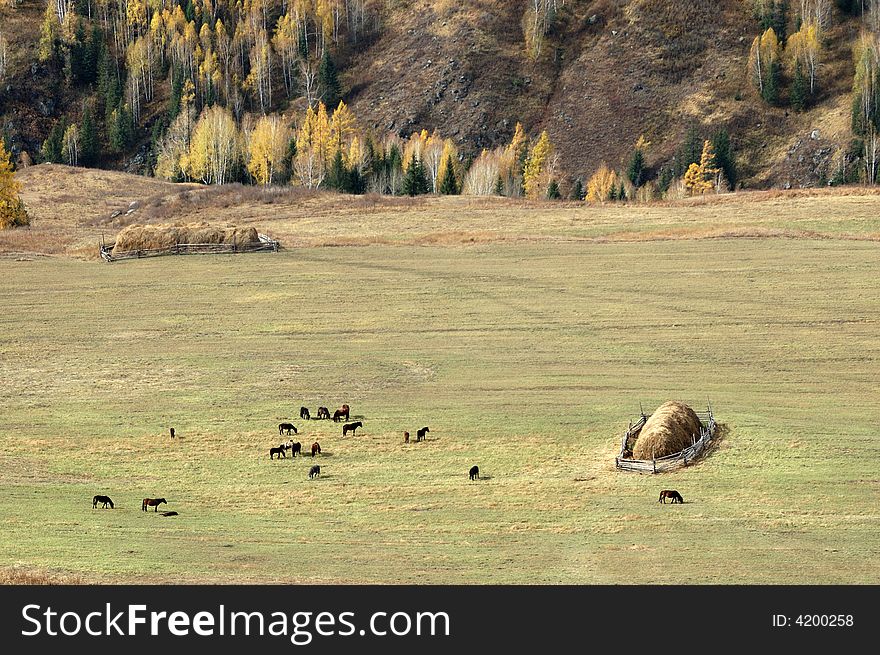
[111,222,259,254]
[632,401,703,460]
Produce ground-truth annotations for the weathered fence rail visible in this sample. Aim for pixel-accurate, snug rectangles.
[615,407,716,473]
[100,234,280,262]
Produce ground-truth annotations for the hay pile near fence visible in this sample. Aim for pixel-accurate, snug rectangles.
[111,223,260,255]
[632,401,703,459]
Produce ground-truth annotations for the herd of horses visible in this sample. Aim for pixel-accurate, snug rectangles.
[90,402,687,514]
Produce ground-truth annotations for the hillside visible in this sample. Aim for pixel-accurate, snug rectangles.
[0,1,870,188]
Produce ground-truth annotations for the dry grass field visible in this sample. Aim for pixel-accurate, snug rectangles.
[0,166,879,584]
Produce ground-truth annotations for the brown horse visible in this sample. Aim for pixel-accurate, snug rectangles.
[333,404,350,422]
[658,490,684,504]
[316,407,331,420]
[311,441,321,457]
[404,431,410,443]
[142,498,167,512]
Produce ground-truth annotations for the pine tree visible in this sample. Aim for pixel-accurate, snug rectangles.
[791,60,807,111]
[439,154,459,194]
[711,128,737,190]
[319,49,341,110]
[495,175,504,195]
[617,182,627,201]
[80,103,98,165]
[676,125,702,177]
[627,146,645,187]
[546,179,561,199]
[0,141,29,229]
[569,179,584,200]
[169,67,184,121]
[41,121,65,163]
[402,154,430,196]
[608,184,618,201]
[326,150,348,191]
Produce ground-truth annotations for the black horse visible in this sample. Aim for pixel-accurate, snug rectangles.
[300,407,311,420]
[279,423,297,436]
[289,441,302,457]
[342,421,362,437]
[658,490,684,504]
[417,426,430,441]
[316,407,331,420]
[142,498,167,512]
[469,466,480,481]
[93,495,114,509]
[309,465,321,479]
[170,427,175,439]
[270,444,289,459]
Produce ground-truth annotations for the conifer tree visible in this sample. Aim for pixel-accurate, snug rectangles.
[791,59,807,111]
[319,49,341,110]
[711,128,737,190]
[439,154,459,194]
[80,102,98,166]
[41,120,65,163]
[569,179,584,200]
[402,153,430,196]
[546,179,561,199]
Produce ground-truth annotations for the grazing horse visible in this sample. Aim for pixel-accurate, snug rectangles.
[142,498,167,512]
[279,422,297,436]
[333,404,350,422]
[311,441,321,457]
[289,441,302,457]
[93,495,114,509]
[658,490,684,504]
[300,407,311,420]
[270,444,289,459]
[416,426,430,442]
[342,421,362,437]
[170,427,175,439]
[404,431,410,443]
[316,407,331,420]
[469,465,480,481]
[308,465,321,479]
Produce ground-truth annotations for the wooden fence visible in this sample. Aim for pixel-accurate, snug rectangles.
[615,407,717,473]
[100,234,280,262]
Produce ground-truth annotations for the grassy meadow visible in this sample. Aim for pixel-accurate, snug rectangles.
[1,236,879,583]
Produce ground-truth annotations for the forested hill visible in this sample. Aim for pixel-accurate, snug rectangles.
[0,1,877,197]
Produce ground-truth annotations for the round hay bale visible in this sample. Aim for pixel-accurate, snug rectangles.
[632,401,702,460]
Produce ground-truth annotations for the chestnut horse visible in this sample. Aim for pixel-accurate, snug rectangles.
[333,404,350,422]
[311,441,321,457]
[142,498,167,512]
[658,490,684,504]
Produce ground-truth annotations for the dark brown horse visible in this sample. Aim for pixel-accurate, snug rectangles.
[404,431,410,443]
[311,441,321,457]
[270,444,288,459]
[333,404,350,422]
[93,495,114,509]
[308,464,321,479]
[316,407,331,420]
[469,465,480,481]
[279,423,297,436]
[342,421,362,436]
[142,498,167,512]
[300,407,310,420]
[658,490,684,504]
